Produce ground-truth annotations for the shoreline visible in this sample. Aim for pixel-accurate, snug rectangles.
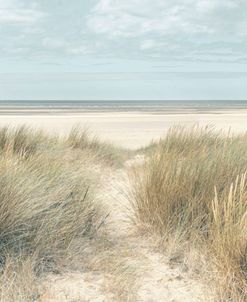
[1,106,247,115]
[1,110,247,117]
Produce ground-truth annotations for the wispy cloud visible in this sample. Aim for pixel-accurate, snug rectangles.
[0,0,246,67]
[86,0,246,61]
[0,0,45,24]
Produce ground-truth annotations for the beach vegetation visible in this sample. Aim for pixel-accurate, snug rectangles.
[0,125,116,301]
[129,125,247,301]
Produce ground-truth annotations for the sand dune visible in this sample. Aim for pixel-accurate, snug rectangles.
[39,155,209,302]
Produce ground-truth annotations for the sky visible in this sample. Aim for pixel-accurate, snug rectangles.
[0,0,246,100]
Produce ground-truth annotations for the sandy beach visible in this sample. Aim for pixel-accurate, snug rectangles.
[1,109,247,148]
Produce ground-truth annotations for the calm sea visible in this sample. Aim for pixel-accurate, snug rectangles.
[0,100,247,111]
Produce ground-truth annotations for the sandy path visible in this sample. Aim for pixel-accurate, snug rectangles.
[39,156,211,302]
[100,156,209,302]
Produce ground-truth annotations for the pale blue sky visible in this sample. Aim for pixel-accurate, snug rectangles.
[0,0,246,100]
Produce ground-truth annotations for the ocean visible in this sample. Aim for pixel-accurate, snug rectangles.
[0,100,247,112]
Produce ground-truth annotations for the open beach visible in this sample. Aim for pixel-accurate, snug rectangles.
[0,108,247,148]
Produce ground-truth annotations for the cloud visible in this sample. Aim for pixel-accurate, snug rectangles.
[140,40,157,50]
[0,8,44,24]
[86,0,246,61]
[42,38,68,50]
[0,0,246,66]
[0,0,45,24]
[196,0,239,12]
[87,0,243,37]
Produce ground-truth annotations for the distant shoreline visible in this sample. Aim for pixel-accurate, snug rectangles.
[1,106,247,115]
[1,100,247,113]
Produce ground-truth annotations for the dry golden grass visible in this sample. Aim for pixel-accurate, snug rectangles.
[129,125,247,301]
[210,174,247,301]
[0,126,52,158]
[0,125,125,301]
[67,125,129,167]
[0,255,37,302]
[4,124,247,301]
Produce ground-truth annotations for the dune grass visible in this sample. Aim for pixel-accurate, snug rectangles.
[0,126,47,158]
[0,255,37,302]
[0,125,125,301]
[2,124,247,300]
[67,125,129,167]
[129,125,247,301]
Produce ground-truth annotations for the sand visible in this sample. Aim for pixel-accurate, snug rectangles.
[0,109,247,149]
[39,155,210,302]
[0,108,235,300]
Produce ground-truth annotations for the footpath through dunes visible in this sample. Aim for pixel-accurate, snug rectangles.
[39,155,211,302]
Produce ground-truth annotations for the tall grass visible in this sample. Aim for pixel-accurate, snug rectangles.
[0,126,49,158]
[130,126,247,300]
[0,153,97,264]
[0,125,116,301]
[0,255,37,302]
[210,174,247,300]
[67,125,129,166]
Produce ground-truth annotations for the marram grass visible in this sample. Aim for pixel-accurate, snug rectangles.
[2,124,247,301]
[130,126,247,301]
[0,125,119,301]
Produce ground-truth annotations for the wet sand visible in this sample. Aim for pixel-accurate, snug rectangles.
[0,109,247,149]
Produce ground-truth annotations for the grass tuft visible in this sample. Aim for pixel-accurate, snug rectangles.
[0,125,118,300]
[67,125,129,167]
[130,125,247,300]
